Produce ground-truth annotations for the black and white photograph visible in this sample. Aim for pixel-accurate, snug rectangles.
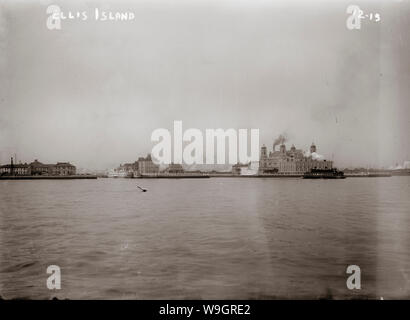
[0,0,409,313]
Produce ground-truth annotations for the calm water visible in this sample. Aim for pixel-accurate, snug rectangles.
[0,177,409,299]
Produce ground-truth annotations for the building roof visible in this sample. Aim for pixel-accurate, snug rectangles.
[138,154,154,162]
[2,159,76,168]
[55,162,75,167]
[0,164,30,168]
[30,160,47,167]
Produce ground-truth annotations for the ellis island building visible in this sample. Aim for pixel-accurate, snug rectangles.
[258,142,333,175]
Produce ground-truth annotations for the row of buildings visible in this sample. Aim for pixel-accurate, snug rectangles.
[112,142,333,178]
[0,158,76,176]
[110,154,202,177]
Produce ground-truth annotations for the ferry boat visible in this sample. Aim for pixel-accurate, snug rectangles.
[303,168,346,179]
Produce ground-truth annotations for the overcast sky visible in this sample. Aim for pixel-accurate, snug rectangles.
[0,0,409,170]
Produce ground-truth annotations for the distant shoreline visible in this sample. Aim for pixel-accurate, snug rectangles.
[1,173,408,180]
[0,175,97,180]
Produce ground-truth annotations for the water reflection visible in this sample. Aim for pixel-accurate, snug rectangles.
[0,177,409,299]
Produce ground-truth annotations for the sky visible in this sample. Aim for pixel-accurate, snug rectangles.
[0,0,409,170]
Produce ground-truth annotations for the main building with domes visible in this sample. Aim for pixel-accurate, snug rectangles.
[258,142,333,175]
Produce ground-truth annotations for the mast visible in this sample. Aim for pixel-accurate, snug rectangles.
[10,156,14,176]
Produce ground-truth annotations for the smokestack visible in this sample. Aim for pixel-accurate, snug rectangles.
[280,144,286,153]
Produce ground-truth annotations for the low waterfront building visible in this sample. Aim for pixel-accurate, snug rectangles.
[108,167,130,178]
[30,160,77,176]
[232,163,249,175]
[0,158,31,176]
[163,163,184,174]
[137,154,160,175]
[53,162,76,175]
[112,162,138,177]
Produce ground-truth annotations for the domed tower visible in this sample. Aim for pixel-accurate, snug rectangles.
[280,144,286,153]
[291,144,296,152]
[260,144,267,159]
[310,142,316,153]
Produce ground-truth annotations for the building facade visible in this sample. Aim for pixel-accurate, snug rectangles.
[112,162,138,177]
[29,160,53,175]
[163,163,184,174]
[0,158,76,176]
[53,162,76,175]
[111,154,160,177]
[258,142,332,175]
[137,154,160,175]
[0,161,31,176]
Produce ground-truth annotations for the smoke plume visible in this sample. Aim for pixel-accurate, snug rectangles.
[273,134,287,150]
[304,151,324,160]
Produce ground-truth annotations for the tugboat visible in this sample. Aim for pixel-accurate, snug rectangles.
[303,168,346,179]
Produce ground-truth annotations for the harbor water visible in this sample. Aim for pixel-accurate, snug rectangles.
[0,177,409,299]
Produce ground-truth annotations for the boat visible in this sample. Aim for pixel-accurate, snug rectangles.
[303,168,346,179]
